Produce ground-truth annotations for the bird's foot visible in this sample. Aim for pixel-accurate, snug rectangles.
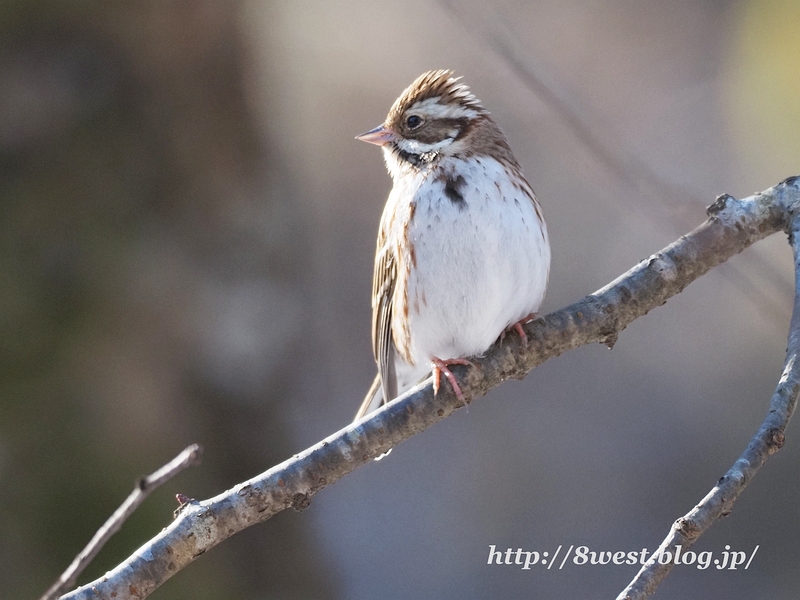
[431,357,476,403]
[501,312,541,348]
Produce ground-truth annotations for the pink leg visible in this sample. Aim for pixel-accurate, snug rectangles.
[503,312,541,348]
[431,357,475,403]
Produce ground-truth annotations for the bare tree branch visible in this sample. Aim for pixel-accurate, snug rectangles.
[43,444,203,600]
[617,182,800,598]
[60,178,799,600]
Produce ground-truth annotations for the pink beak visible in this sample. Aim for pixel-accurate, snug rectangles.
[355,125,395,146]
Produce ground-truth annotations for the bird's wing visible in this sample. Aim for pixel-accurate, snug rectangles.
[371,229,398,405]
[354,230,397,421]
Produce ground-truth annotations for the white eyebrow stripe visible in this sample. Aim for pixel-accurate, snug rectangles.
[409,97,480,120]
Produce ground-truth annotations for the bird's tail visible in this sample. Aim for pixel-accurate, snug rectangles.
[354,373,384,422]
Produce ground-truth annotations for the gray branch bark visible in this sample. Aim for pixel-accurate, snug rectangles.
[45,445,202,600]
[60,177,800,600]
[617,179,800,598]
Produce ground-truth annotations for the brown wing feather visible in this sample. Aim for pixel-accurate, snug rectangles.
[355,229,398,420]
[371,233,398,404]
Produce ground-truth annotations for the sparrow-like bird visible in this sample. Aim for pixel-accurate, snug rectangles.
[355,70,550,420]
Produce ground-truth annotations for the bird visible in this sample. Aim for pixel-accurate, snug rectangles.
[354,69,550,421]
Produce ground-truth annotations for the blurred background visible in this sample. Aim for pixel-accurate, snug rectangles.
[1,0,799,598]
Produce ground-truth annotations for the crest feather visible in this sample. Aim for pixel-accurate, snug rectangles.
[387,70,483,122]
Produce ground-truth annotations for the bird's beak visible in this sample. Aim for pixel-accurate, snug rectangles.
[355,125,394,146]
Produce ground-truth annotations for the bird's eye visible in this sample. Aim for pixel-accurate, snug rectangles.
[406,115,423,129]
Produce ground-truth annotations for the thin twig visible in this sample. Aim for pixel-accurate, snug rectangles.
[617,181,800,598]
[41,444,203,600]
[57,178,799,600]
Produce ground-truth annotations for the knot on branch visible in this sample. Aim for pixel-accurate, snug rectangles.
[173,494,196,518]
[186,444,204,465]
[706,193,734,216]
[780,175,799,188]
[290,492,311,512]
[780,176,800,235]
[675,517,699,540]
[601,330,619,349]
[767,428,785,453]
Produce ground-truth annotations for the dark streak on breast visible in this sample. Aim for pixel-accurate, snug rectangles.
[405,202,417,267]
[443,174,467,209]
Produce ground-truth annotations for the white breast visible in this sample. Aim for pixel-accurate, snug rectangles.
[387,155,550,369]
